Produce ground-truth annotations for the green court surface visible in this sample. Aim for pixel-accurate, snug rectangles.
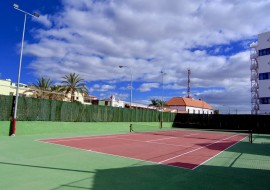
[0,121,270,190]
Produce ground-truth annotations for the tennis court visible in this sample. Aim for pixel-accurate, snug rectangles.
[1,121,270,190]
[40,128,247,170]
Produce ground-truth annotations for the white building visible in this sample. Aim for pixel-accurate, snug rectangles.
[0,79,31,96]
[109,95,125,108]
[166,97,214,114]
[0,78,95,105]
[252,32,270,114]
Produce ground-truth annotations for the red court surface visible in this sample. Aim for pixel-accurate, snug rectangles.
[39,130,247,170]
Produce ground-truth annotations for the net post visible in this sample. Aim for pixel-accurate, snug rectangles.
[249,129,253,143]
[130,124,133,132]
[160,111,163,129]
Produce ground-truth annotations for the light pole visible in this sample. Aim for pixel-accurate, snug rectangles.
[160,71,166,128]
[222,105,230,114]
[11,3,40,136]
[119,66,133,108]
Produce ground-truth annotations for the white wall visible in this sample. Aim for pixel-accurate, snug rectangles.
[0,79,31,96]
[258,31,270,50]
[259,81,270,97]
[186,106,213,114]
[258,55,270,73]
[168,105,213,114]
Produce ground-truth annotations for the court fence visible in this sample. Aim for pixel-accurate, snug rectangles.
[0,95,269,134]
[173,113,270,134]
[0,95,175,122]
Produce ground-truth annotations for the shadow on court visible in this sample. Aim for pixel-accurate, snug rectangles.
[1,158,270,190]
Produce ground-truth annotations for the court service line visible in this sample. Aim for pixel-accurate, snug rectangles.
[159,134,240,164]
[183,133,199,137]
[114,137,191,148]
[146,137,177,142]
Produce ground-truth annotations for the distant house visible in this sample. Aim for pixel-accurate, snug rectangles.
[0,79,31,97]
[0,78,96,105]
[83,94,97,105]
[166,97,214,114]
[92,95,125,108]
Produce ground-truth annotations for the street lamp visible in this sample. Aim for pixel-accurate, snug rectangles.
[11,3,40,136]
[222,105,230,114]
[119,66,133,108]
[160,71,166,128]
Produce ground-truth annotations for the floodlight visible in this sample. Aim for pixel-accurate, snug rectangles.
[13,3,19,9]
[33,12,40,18]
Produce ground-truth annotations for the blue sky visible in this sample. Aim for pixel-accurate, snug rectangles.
[1,0,270,113]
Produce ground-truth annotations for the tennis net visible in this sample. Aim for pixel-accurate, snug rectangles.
[129,123,253,143]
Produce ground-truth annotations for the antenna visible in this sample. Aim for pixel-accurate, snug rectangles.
[187,68,191,98]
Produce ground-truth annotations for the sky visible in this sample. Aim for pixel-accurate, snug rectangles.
[1,0,270,114]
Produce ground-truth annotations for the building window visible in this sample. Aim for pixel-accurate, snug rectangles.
[260,97,270,104]
[259,48,270,56]
[259,72,270,80]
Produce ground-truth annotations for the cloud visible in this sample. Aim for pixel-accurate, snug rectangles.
[139,83,160,92]
[23,0,270,112]
[91,84,116,92]
[33,14,52,28]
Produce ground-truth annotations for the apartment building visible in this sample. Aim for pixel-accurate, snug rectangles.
[251,32,270,114]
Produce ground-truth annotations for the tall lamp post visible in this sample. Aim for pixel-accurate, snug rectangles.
[160,71,166,128]
[11,4,40,136]
[119,66,133,108]
[222,105,230,114]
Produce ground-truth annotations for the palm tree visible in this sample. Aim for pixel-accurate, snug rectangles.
[149,99,161,108]
[149,99,167,109]
[49,85,66,101]
[61,73,88,102]
[25,77,53,99]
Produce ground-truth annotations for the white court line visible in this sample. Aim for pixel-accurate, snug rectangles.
[159,134,240,164]
[114,137,191,148]
[183,133,199,137]
[146,137,177,142]
[39,140,191,170]
[192,135,247,170]
[39,133,137,143]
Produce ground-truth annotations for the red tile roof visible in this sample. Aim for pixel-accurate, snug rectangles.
[166,97,213,110]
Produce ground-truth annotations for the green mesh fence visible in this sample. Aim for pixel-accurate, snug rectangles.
[3,95,269,133]
[0,95,13,121]
[0,95,176,122]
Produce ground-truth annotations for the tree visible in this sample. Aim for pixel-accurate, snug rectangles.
[25,77,53,99]
[61,73,88,102]
[149,99,167,109]
[49,85,66,101]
